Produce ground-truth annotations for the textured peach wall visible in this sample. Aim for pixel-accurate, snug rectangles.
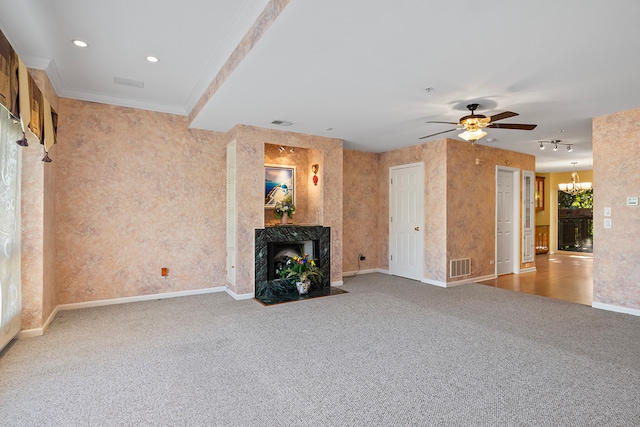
[264,143,309,225]
[21,140,45,329]
[593,107,640,310]
[373,138,535,284]
[43,140,57,322]
[446,140,536,283]
[342,150,379,272]
[230,125,343,295]
[378,140,448,282]
[55,99,227,304]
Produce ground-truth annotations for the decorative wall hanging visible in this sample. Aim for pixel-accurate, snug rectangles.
[311,164,319,186]
[265,165,295,208]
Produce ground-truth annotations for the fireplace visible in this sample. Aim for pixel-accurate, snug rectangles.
[267,240,318,280]
[255,226,331,304]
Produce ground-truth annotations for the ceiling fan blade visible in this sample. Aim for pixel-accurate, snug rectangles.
[426,121,459,125]
[489,111,519,122]
[487,123,537,130]
[419,128,458,139]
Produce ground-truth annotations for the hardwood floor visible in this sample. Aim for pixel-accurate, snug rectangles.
[476,253,593,305]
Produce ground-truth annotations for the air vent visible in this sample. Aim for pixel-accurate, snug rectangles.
[450,258,471,278]
[271,120,293,126]
[113,77,144,88]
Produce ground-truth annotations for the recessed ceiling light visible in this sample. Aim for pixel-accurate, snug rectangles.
[146,56,159,63]
[72,39,88,48]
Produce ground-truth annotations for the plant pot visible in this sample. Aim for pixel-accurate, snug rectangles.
[296,280,311,295]
[280,215,288,225]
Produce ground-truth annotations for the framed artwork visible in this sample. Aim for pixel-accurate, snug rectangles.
[265,165,295,208]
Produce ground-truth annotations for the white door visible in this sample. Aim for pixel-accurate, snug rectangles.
[389,163,424,281]
[496,170,514,275]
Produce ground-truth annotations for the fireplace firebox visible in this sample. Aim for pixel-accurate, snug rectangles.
[255,226,331,304]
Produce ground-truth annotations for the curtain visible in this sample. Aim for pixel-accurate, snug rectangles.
[0,106,21,351]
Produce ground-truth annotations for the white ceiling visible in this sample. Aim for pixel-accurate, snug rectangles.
[1,0,639,172]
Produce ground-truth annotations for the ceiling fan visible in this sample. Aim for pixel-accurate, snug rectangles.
[419,103,537,143]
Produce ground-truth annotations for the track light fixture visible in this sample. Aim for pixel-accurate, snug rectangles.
[537,139,576,153]
[278,146,285,153]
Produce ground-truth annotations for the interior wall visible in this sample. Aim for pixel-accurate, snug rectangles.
[230,125,343,295]
[264,143,310,225]
[592,107,640,311]
[55,99,228,304]
[378,140,448,283]
[446,140,536,282]
[342,149,379,273]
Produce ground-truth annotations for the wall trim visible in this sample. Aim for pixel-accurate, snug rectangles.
[471,274,497,283]
[17,305,60,339]
[331,280,344,287]
[592,302,640,317]
[225,288,255,300]
[422,278,447,288]
[59,286,228,311]
[518,267,537,274]
[17,286,227,339]
[342,268,384,277]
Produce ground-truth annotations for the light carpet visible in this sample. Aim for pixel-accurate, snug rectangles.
[1,273,639,426]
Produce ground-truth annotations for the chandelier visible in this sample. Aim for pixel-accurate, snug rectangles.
[558,162,592,195]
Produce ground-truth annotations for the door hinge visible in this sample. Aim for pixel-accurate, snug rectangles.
[390,178,393,185]
[390,254,393,261]
[390,217,393,223]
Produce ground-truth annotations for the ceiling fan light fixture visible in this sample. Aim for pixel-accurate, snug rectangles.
[458,129,487,143]
[72,39,88,48]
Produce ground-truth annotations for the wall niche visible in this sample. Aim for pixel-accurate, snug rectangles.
[264,143,322,226]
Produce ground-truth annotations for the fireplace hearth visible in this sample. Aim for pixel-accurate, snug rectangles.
[255,225,342,304]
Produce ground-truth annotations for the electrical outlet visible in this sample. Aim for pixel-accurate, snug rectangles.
[359,255,366,261]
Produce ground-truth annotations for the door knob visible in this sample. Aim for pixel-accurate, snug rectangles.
[415,226,420,231]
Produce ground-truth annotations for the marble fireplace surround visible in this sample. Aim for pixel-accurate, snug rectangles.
[255,225,330,298]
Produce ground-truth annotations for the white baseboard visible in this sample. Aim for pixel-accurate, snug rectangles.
[518,267,537,274]
[59,286,228,311]
[424,274,496,288]
[225,288,254,300]
[17,304,60,339]
[422,278,447,288]
[331,280,344,287]
[592,302,640,317]
[472,274,497,283]
[17,286,227,339]
[342,268,389,277]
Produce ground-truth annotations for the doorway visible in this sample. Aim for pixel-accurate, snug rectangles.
[389,163,424,281]
[496,168,519,276]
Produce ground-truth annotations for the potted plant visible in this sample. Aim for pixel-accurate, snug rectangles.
[279,253,322,294]
[275,196,295,224]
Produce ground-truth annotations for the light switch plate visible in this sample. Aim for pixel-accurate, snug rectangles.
[627,197,639,206]
[604,207,611,217]
[604,218,612,229]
